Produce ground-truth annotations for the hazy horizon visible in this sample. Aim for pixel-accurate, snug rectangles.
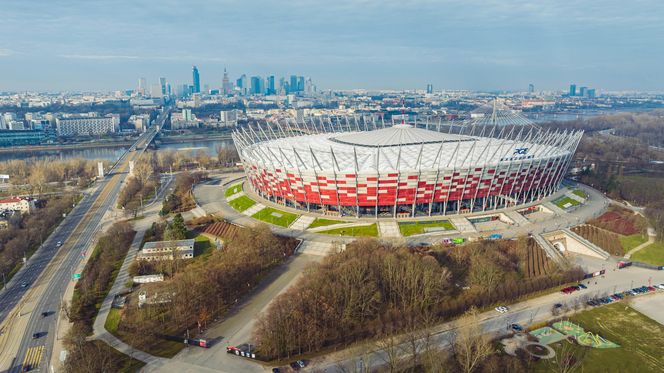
[1,0,663,92]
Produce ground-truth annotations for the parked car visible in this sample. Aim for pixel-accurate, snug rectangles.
[41,311,49,318]
[290,362,301,371]
[554,303,563,308]
[21,282,29,288]
[56,241,62,247]
[495,306,509,313]
[510,323,523,332]
[32,332,41,339]
[297,360,306,368]
[647,286,657,292]
[272,368,280,373]
[577,283,587,289]
[656,284,664,290]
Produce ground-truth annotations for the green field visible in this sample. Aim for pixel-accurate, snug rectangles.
[533,303,664,373]
[619,233,648,252]
[105,308,185,358]
[308,218,349,229]
[252,207,299,227]
[228,195,256,212]
[572,189,587,199]
[398,220,455,236]
[318,224,379,237]
[553,196,581,209]
[225,183,242,197]
[631,241,664,266]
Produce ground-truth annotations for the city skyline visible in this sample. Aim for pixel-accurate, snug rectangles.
[1,0,664,92]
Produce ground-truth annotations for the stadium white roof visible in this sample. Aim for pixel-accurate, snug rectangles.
[331,124,470,147]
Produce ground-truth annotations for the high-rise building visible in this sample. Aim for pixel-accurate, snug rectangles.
[236,74,248,95]
[138,77,147,95]
[587,88,596,98]
[528,84,534,93]
[569,84,576,96]
[250,76,265,95]
[297,76,305,92]
[579,86,587,97]
[290,75,298,92]
[192,66,201,93]
[267,76,275,95]
[222,68,232,95]
[426,84,433,94]
[159,77,167,95]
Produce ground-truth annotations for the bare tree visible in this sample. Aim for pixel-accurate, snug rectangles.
[453,307,494,373]
[549,340,587,373]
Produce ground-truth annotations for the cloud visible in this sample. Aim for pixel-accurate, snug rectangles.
[0,49,14,57]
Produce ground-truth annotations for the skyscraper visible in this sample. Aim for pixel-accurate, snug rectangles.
[138,77,147,95]
[222,68,232,95]
[267,75,275,95]
[426,84,433,94]
[587,88,596,98]
[528,83,534,93]
[250,76,265,95]
[192,66,201,94]
[297,76,305,92]
[579,86,587,97]
[290,75,298,92]
[569,84,576,96]
[159,77,167,95]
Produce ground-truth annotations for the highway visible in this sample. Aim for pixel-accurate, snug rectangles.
[0,108,168,373]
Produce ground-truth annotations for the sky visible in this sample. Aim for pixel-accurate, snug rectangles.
[1,0,663,92]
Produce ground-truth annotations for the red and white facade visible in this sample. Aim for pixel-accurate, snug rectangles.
[233,118,582,218]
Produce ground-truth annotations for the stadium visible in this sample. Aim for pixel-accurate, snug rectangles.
[232,115,583,218]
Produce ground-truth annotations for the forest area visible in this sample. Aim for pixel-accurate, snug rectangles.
[0,194,79,282]
[112,224,298,355]
[63,222,138,372]
[253,238,583,360]
[543,111,664,242]
[0,158,107,192]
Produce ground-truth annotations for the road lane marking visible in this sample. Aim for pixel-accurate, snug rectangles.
[22,345,44,369]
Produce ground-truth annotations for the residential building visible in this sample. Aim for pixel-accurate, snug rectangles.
[55,114,120,136]
[0,197,36,213]
[137,239,195,261]
[133,274,165,284]
[220,109,238,126]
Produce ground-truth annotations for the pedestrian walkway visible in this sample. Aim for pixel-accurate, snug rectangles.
[449,216,477,234]
[226,191,245,202]
[625,227,656,259]
[242,203,265,216]
[378,221,402,238]
[290,215,315,231]
[566,191,586,203]
[505,210,530,226]
[298,240,336,256]
[542,201,566,215]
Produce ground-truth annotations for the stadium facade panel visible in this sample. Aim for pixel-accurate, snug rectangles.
[233,119,582,218]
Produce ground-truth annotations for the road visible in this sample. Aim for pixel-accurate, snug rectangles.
[0,109,168,373]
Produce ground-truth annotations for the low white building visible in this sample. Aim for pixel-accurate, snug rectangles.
[0,197,36,213]
[137,239,195,261]
[133,274,165,284]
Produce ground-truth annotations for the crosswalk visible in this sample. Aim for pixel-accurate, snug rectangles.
[22,345,44,371]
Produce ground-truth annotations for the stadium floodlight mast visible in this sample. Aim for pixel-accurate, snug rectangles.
[233,112,583,219]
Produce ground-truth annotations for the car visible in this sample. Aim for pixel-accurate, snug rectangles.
[41,311,49,318]
[647,286,656,292]
[22,364,31,372]
[656,284,664,290]
[586,299,598,306]
[297,360,306,368]
[289,362,301,370]
[21,282,29,288]
[561,286,578,294]
[577,283,587,289]
[32,332,41,339]
[272,369,280,373]
[495,306,509,313]
[510,323,523,332]
[554,303,563,308]
[613,293,624,299]
[610,295,620,301]
[56,241,62,247]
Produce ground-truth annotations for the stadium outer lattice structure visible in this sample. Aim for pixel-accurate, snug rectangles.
[232,116,583,218]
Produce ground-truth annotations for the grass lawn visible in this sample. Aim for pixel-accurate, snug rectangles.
[619,233,648,252]
[193,234,214,258]
[318,224,379,237]
[90,340,145,373]
[572,188,587,199]
[398,220,455,236]
[228,195,256,212]
[533,303,664,373]
[105,309,185,358]
[308,218,349,229]
[630,241,664,266]
[553,196,581,209]
[252,207,299,227]
[224,183,242,197]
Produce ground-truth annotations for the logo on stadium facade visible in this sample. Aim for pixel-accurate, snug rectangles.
[513,147,529,155]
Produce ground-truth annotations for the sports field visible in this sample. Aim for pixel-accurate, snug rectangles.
[398,220,455,236]
[318,224,379,237]
[228,195,256,212]
[251,207,299,227]
[225,183,243,197]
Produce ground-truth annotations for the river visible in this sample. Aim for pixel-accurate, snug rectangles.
[0,139,236,162]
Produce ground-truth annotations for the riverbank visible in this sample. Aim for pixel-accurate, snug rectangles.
[157,133,232,144]
[0,140,134,154]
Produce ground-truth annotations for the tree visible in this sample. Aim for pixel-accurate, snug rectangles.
[549,340,587,373]
[164,213,187,241]
[453,307,494,373]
